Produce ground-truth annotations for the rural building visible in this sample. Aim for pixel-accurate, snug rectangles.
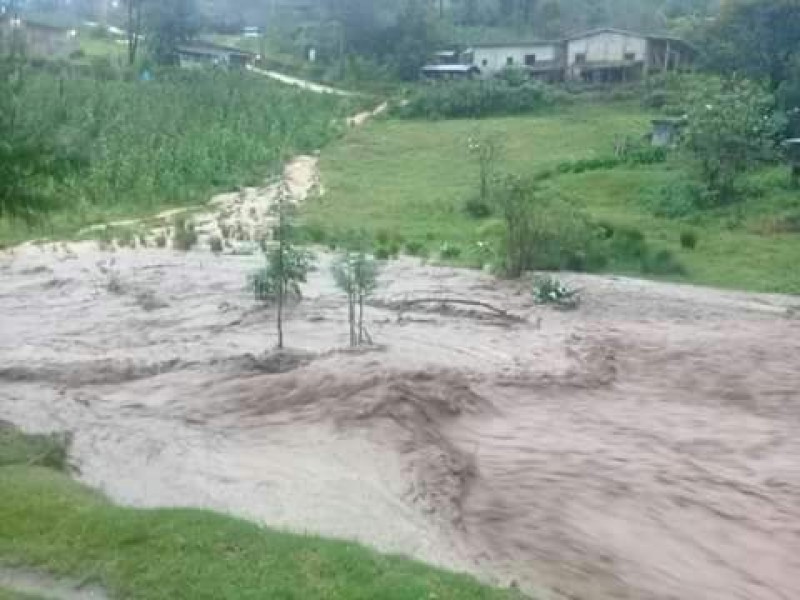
[464,41,564,81]
[565,28,694,83]
[425,27,693,84]
[0,11,78,58]
[176,41,256,70]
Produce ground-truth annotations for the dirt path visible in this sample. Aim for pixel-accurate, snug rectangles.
[0,568,107,600]
[247,65,355,96]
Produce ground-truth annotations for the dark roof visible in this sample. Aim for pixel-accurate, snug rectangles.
[466,40,561,49]
[177,40,255,57]
[565,27,692,47]
[0,12,72,32]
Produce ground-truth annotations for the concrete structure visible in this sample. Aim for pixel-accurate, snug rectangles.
[428,27,694,84]
[0,12,78,58]
[176,41,256,70]
[566,28,694,83]
[465,41,564,81]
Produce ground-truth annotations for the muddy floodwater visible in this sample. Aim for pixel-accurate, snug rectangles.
[2,237,799,600]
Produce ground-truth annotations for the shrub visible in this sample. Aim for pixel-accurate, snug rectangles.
[210,236,223,253]
[610,226,647,259]
[641,248,686,276]
[439,242,462,260]
[374,246,391,260]
[394,79,561,120]
[404,240,426,256]
[680,230,698,250]
[643,182,710,218]
[155,234,167,248]
[532,275,581,310]
[172,216,197,251]
[463,195,492,219]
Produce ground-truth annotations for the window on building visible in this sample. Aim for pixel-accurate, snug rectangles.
[506,56,514,66]
[524,54,537,66]
[575,53,587,64]
[624,52,636,61]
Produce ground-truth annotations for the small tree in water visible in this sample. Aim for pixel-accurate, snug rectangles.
[332,246,380,347]
[253,183,313,349]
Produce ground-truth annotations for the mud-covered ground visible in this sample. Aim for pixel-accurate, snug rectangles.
[2,230,799,599]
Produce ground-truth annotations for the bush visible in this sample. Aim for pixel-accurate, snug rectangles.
[610,226,647,259]
[643,181,711,218]
[210,236,223,253]
[394,79,563,120]
[439,242,462,260]
[463,195,492,219]
[374,246,391,260]
[404,240,426,256]
[172,215,197,251]
[532,275,581,310]
[680,230,698,250]
[641,248,686,276]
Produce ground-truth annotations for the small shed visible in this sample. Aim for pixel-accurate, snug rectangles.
[651,118,685,147]
[421,64,480,80]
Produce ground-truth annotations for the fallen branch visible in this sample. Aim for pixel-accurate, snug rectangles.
[385,297,526,323]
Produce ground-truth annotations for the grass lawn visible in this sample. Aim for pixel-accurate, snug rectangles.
[0,427,516,600]
[310,103,800,294]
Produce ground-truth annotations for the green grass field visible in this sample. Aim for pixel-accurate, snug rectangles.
[0,427,516,600]
[309,103,800,294]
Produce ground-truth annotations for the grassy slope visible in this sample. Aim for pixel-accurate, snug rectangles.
[310,103,800,294]
[0,429,515,600]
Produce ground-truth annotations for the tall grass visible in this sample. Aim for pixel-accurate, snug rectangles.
[2,68,355,240]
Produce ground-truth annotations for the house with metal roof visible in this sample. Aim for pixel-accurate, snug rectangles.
[565,28,695,83]
[463,41,565,82]
[176,40,256,70]
[0,10,77,58]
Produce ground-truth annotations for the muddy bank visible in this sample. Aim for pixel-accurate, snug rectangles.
[2,236,799,600]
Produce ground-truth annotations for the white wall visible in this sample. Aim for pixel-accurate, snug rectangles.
[567,31,647,65]
[472,44,558,75]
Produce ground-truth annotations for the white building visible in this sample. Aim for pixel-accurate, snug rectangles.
[565,28,694,83]
[465,41,564,81]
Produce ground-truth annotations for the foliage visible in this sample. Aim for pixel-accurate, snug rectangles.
[699,0,800,88]
[463,196,492,219]
[171,214,197,251]
[468,132,503,206]
[146,0,201,65]
[680,230,698,249]
[532,275,581,310]
[0,424,68,471]
[1,68,351,240]
[332,248,380,346]
[439,242,462,259]
[642,180,712,217]
[394,80,563,120]
[683,77,781,203]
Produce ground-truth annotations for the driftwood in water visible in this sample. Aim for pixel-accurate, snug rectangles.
[386,297,526,323]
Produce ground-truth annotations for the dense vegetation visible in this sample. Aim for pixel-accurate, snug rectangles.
[0,425,517,600]
[395,78,565,119]
[0,63,355,242]
[310,101,800,293]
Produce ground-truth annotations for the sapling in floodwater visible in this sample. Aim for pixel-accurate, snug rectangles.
[332,249,380,347]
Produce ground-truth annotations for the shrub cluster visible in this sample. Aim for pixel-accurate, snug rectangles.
[394,79,565,120]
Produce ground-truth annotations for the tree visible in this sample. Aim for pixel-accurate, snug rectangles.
[147,0,200,65]
[126,0,146,66]
[468,132,503,206]
[253,183,314,349]
[701,0,800,88]
[332,247,380,347]
[683,77,781,202]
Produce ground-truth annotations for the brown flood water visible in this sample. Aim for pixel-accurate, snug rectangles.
[1,238,799,599]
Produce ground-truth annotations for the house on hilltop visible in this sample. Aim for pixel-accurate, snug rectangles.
[565,28,695,83]
[464,41,565,82]
[426,27,694,84]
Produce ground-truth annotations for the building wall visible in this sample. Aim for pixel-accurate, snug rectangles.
[472,44,559,76]
[0,21,77,58]
[567,31,647,66]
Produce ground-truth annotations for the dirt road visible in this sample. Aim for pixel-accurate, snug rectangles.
[2,228,799,599]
